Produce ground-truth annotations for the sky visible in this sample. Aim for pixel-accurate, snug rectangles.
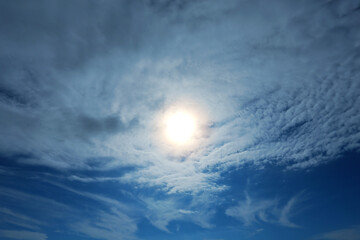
[0,0,360,239]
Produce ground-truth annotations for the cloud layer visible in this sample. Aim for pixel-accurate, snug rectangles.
[0,0,360,239]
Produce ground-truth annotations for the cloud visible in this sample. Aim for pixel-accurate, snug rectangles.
[120,156,228,194]
[312,225,360,240]
[72,209,138,240]
[0,230,47,240]
[278,194,301,228]
[226,192,302,228]
[0,185,138,240]
[0,0,358,195]
[0,0,360,232]
[0,187,71,213]
[0,208,43,231]
[178,209,195,214]
[141,195,215,232]
[43,182,139,239]
[45,181,132,213]
[142,197,183,232]
[226,192,277,226]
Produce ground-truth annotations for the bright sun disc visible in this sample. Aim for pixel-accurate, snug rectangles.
[166,111,196,144]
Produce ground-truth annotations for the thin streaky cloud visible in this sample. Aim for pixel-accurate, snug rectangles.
[312,225,360,240]
[0,230,47,240]
[0,208,43,231]
[226,192,303,228]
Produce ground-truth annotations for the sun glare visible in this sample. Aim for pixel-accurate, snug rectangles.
[165,111,196,144]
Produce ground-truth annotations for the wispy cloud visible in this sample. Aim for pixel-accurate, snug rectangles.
[42,182,140,239]
[0,185,138,240]
[0,208,43,231]
[141,195,215,232]
[46,181,132,213]
[278,194,301,228]
[226,192,303,228]
[0,187,71,212]
[226,192,277,226]
[0,230,47,240]
[72,209,138,240]
[312,225,360,240]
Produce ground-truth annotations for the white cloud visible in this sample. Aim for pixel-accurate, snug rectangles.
[141,196,215,232]
[226,192,277,226]
[178,209,195,214]
[43,182,139,239]
[226,192,302,228]
[0,186,138,240]
[278,195,301,228]
[73,209,138,240]
[142,197,183,232]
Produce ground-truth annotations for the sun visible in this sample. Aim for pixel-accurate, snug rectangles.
[165,110,196,144]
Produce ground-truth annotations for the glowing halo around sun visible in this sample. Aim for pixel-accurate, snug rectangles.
[156,102,208,153]
[165,110,196,144]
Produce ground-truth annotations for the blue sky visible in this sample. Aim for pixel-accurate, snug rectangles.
[0,0,360,239]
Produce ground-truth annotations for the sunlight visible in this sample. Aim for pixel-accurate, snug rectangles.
[165,110,196,144]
